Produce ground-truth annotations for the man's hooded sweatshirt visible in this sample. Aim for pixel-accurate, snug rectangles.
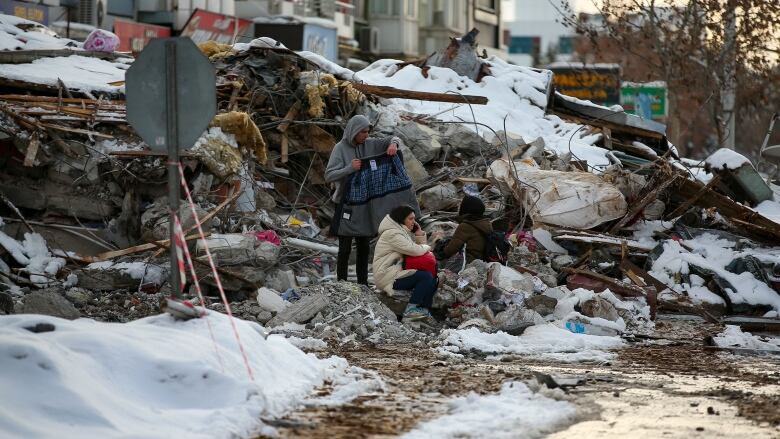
[325,115,419,237]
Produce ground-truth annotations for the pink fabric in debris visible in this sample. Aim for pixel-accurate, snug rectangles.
[83,29,120,52]
[253,230,281,246]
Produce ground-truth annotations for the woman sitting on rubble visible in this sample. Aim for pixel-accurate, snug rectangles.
[439,195,493,263]
[373,205,438,322]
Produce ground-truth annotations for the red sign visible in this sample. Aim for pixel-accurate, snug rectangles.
[114,19,171,53]
[180,9,252,44]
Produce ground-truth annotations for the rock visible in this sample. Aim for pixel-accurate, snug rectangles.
[398,145,429,187]
[267,293,329,327]
[71,269,140,291]
[419,183,459,211]
[580,296,620,322]
[494,305,543,335]
[65,288,92,306]
[255,190,276,210]
[396,121,442,164]
[524,295,558,316]
[141,199,212,242]
[196,234,280,266]
[21,290,80,319]
[256,287,288,313]
[0,291,13,314]
[551,255,576,271]
[644,199,665,220]
[257,311,273,324]
[440,124,491,157]
[265,268,298,292]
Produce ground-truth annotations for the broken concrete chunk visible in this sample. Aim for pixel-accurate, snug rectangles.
[142,200,212,242]
[256,287,288,313]
[440,124,491,157]
[196,234,280,266]
[524,295,558,316]
[398,144,430,187]
[579,296,621,322]
[64,288,92,306]
[494,305,544,335]
[267,293,328,327]
[21,290,80,320]
[419,183,459,211]
[396,121,442,164]
[265,268,298,292]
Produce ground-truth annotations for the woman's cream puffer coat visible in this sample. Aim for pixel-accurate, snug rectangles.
[372,215,430,295]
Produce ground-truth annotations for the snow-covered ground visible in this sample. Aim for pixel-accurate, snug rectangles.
[713,325,780,351]
[440,324,625,363]
[0,312,366,438]
[402,381,577,439]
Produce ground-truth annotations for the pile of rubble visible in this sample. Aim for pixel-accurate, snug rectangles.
[0,19,778,347]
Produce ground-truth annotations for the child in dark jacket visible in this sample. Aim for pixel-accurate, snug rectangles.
[440,195,493,263]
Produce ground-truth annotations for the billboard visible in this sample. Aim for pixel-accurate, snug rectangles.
[0,0,48,24]
[302,24,337,61]
[620,82,668,120]
[114,19,170,54]
[550,64,621,106]
[180,9,252,44]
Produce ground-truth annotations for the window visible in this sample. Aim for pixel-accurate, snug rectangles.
[509,36,540,54]
[407,0,416,18]
[354,0,368,21]
[476,0,496,10]
[558,36,574,54]
[371,0,389,14]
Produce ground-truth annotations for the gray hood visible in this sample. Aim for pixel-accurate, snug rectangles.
[341,115,371,148]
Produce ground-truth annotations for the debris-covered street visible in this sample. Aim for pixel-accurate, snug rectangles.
[1,4,779,438]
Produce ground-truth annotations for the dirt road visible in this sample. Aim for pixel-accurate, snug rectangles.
[270,317,780,438]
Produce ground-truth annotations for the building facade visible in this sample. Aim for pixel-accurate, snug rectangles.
[505,0,575,67]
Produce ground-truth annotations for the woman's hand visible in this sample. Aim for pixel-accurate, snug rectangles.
[414,222,424,236]
[387,143,398,156]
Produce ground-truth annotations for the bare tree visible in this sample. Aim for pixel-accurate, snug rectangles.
[556,0,780,158]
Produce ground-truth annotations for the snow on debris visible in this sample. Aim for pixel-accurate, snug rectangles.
[754,199,780,225]
[297,50,357,80]
[0,312,356,439]
[0,230,65,288]
[440,324,625,363]
[401,381,577,439]
[712,325,780,351]
[0,55,127,94]
[86,261,167,285]
[705,147,751,170]
[649,234,780,312]
[0,14,79,51]
[356,57,612,168]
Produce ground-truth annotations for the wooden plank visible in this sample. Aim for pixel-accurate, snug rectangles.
[40,123,114,139]
[351,82,488,105]
[281,132,289,163]
[277,101,301,133]
[0,49,130,64]
[109,150,197,158]
[22,132,40,167]
[0,94,125,106]
[673,173,780,243]
[664,174,721,220]
[456,177,492,184]
[608,174,677,234]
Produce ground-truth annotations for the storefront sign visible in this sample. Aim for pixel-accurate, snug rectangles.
[0,0,48,24]
[180,9,251,44]
[620,82,668,120]
[114,19,170,54]
[550,65,621,106]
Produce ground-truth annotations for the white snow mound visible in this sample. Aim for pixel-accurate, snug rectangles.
[0,312,349,439]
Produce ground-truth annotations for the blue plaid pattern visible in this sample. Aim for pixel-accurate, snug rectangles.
[344,152,412,205]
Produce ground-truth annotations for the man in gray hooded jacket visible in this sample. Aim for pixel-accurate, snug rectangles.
[325,115,401,285]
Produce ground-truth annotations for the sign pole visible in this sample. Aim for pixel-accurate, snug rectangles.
[165,40,181,299]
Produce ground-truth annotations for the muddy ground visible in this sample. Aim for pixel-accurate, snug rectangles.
[267,317,780,438]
